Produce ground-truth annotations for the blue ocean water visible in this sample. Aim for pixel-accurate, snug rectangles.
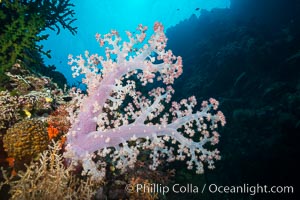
[40,0,230,85]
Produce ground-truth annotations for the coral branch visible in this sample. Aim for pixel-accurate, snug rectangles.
[65,22,225,180]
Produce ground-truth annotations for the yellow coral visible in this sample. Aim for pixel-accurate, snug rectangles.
[3,119,49,160]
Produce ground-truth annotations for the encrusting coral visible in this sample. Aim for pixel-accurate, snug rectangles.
[0,61,66,129]
[0,91,21,132]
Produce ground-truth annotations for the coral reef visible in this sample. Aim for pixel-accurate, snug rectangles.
[65,22,226,180]
[0,141,99,200]
[0,62,68,178]
[3,119,48,161]
[0,60,79,198]
[47,104,71,135]
[95,160,175,199]
[0,61,66,124]
[0,0,297,199]
[0,91,21,132]
[126,161,175,200]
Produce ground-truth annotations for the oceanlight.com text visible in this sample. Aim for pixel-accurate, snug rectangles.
[125,183,294,196]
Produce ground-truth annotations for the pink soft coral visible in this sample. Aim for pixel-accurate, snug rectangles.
[65,22,226,180]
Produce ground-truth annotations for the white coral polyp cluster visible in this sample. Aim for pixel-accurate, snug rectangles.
[65,22,226,180]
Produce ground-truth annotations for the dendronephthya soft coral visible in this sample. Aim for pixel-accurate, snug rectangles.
[65,22,226,180]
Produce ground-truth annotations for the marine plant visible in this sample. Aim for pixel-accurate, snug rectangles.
[0,0,77,87]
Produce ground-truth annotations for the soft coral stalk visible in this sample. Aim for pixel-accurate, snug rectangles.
[65,22,226,180]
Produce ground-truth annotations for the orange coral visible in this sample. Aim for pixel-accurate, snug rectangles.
[47,126,59,140]
[5,157,15,168]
